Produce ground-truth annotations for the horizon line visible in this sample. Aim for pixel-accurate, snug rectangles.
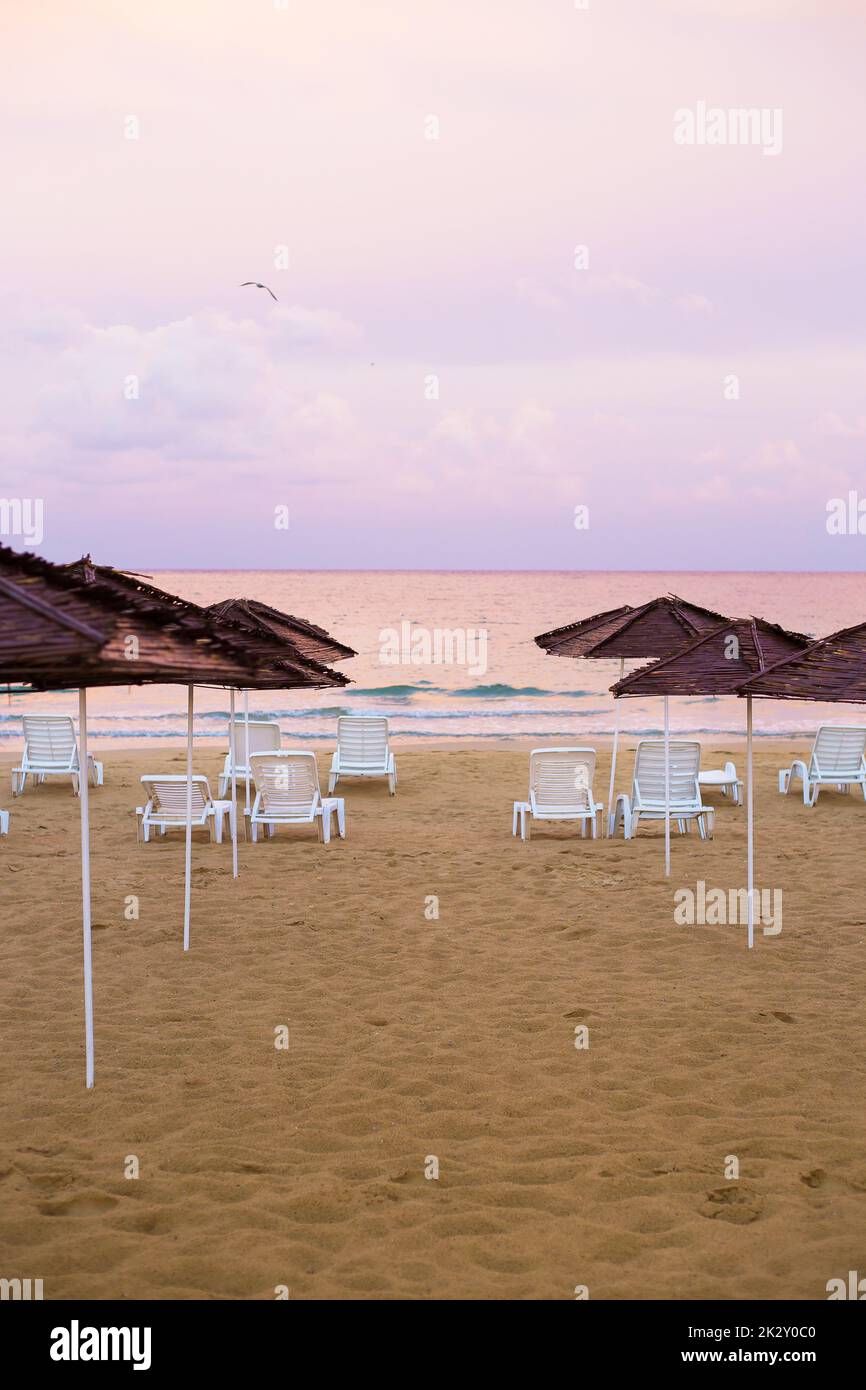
[132,566,866,577]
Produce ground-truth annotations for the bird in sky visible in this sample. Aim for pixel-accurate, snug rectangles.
[240,282,278,301]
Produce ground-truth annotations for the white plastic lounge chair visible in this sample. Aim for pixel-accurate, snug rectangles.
[11,715,103,796]
[136,775,232,843]
[699,761,742,805]
[779,725,866,806]
[0,810,8,835]
[248,751,345,843]
[328,716,396,795]
[218,718,281,796]
[513,747,603,841]
[612,740,714,840]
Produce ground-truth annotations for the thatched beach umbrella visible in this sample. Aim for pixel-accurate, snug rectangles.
[204,597,356,666]
[61,559,351,878]
[738,620,866,945]
[612,617,810,919]
[203,597,356,815]
[0,546,346,1087]
[0,546,285,1087]
[535,595,729,834]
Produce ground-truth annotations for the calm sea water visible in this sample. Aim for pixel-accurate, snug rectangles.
[4,571,866,743]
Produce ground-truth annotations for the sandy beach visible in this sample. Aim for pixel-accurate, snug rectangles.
[1,738,864,1301]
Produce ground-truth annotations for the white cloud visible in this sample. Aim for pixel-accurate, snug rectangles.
[818,411,866,439]
[676,293,713,314]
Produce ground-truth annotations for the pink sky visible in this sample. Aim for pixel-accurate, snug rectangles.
[3,0,866,569]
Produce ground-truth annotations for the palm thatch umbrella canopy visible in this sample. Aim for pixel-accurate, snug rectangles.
[204,597,356,666]
[610,616,811,932]
[1,549,274,688]
[0,545,343,1088]
[737,619,866,702]
[535,594,731,834]
[58,556,352,687]
[535,593,728,660]
[611,617,811,699]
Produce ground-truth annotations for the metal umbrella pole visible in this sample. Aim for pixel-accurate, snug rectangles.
[183,686,194,952]
[664,695,671,878]
[607,658,624,836]
[78,688,95,1089]
[243,689,251,815]
[746,693,754,949]
[230,687,238,880]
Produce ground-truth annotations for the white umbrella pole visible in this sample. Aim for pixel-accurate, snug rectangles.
[747,693,754,950]
[78,688,95,1089]
[183,686,194,952]
[230,688,238,880]
[243,689,251,815]
[664,695,671,878]
[607,658,624,836]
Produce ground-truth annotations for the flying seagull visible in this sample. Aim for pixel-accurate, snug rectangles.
[240,281,278,301]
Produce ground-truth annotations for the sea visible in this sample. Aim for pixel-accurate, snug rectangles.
[4,570,866,745]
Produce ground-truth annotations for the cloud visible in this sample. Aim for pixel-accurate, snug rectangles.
[18,302,364,466]
[676,293,713,314]
[580,273,661,308]
[516,272,713,316]
[514,278,565,313]
[693,474,732,503]
[818,411,866,439]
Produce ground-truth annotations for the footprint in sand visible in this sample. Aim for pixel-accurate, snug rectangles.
[700,1187,763,1224]
[40,1193,119,1218]
[800,1168,827,1188]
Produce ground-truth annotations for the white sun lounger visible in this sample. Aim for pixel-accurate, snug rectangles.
[613,740,714,840]
[218,718,281,797]
[699,762,743,805]
[248,751,345,842]
[0,810,8,835]
[328,716,396,795]
[779,724,866,806]
[136,775,233,843]
[513,747,603,840]
[11,714,104,796]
